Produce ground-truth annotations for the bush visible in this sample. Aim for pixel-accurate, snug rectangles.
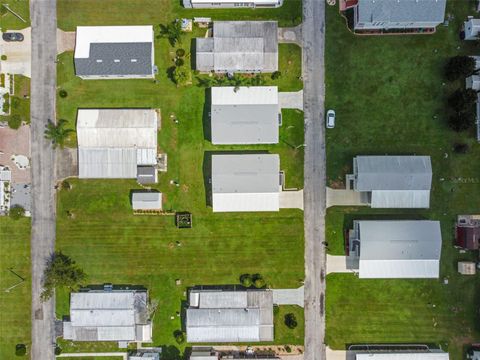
[284,313,298,329]
[9,205,25,220]
[448,111,475,132]
[285,345,292,353]
[240,273,253,287]
[252,273,266,288]
[453,143,469,154]
[271,71,282,80]
[176,48,186,57]
[1,55,7,61]
[445,55,476,81]
[59,89,68,98]
[175,58,185,67]
[54,346,62,355]
[448,89,477,112]
[15,344,26,356]
[61,180,71,190]
[173,330,185,344]
[8,114,22,129]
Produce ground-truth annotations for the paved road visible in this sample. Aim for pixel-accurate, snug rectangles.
[30,0,57,359]
[302,0,326,360]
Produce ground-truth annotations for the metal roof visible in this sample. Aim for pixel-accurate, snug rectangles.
[356,353,449,360]
[74,26,154,77]
[64,290,151,342]
[370,190,430,209]
[137,166,157,184]
[186,289,274,343]
[212,154,280,212]
[132,192,162,210]
[211,87,279,144]
[196,21,278,72]
[357,220,442,279]
[357,0,446,24]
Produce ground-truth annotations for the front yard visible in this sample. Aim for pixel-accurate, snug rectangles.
[325,1,480,358]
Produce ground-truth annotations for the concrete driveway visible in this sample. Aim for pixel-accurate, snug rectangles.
[57,29,75,54]
[273,286,304,307]
[280,189,304,210]
[326,187,368,207]
[280,90,304,111]
[0,27,31,77]
[326,255,359,275]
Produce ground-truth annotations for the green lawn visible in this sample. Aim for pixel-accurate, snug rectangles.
[0,0,30,30]
[325,0,480,358]
[55,1,305,354]
[0,218,31,359]
[0,75,31,128]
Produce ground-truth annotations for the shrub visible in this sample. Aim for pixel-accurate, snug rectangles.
[448,89,477,112]
[284,313,298,329]
[271,71,282,80]
[240,273,253,287]
[175,58,185,67]
[1,55,7,61]
[285,345,292,353]
[252,273,266,288]
[8,114,22,129]
[448,111,475,132]
[273,304,280,315]
[59,89,68,98]
[9,205,25,220]
[54,346,62,355]
[173,330,185,344]
[445,55,476,81]
[15,344,26,356]
[2,93,10,113]
[172,66,189,86]
[176,48,186,57]
[61,180,71,190]
[453,142,469,154]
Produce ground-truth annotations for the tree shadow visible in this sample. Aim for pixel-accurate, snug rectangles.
[160,345,182,360]
[166,66,176,85]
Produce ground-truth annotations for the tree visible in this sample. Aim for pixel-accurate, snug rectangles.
[159,21,183,47]
[15,344,27,356]
[445,56,476,81]
[44,119,74,149]
[284,313,298,329]
[447,88,477,112]
[41,251,86,301]
[253,277,266,288]
[172,66,189,86]
[240,273,253,287]
[9,205,25,220]
[173,330,185,344]
[448,111,475,132]
[271,71,282,80]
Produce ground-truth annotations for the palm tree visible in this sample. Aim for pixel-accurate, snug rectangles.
[44,119,74,149]
[159,21,183,47]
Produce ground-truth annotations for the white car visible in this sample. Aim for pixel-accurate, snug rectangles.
[326,110,335,129]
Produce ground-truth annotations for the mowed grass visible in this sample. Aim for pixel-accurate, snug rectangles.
[0,218,31,359]
[325,1,480,357]
[0,0,30,29]
[55,1,305,354]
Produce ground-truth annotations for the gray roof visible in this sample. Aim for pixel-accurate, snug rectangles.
[186,289,274,343]
[357,220,442,279]
[137,166,157,184]
[63,290,151,342]
[357,0,446,24]
[75,42,153,76]
[356,352,449,360]
[132,191,162,210]
[79,148,138,178]
[196,21,278,72]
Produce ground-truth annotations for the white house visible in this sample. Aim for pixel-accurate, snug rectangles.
[466,74,480,91]
[211,154,280,212]
[349,220,442,279]
[211,86,280,145]
[356,352,449,360]
[74,26,155,79]
[464,18,480,40]
[183,0,283,8]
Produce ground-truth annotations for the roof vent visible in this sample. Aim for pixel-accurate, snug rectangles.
[131,59,138,62]
[96,59,103,63]
[114,59,120,63]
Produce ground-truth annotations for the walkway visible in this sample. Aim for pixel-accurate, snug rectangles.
[326,255,358,274]
[56,29,75,54]
[326,187,368,207]
[30,0,57,359]
[273,286,305,307]
[280,189,304,210]
[278,25,303,47]
[279,90,304,111]
[302,0,326,359]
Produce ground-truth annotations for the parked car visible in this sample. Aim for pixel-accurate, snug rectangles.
[2,32,24,42]
[326,109,335,129]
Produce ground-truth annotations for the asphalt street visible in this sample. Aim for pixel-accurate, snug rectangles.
[302,0,327,360]
[30,0,57,359]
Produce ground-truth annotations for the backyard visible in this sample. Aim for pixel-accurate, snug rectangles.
[55,0,305,354]
[325,0,480,358]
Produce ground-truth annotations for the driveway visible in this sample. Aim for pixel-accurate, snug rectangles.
[278,25,303,47]
[326,255,358,274]
[0,27,31,77]
[326,187,368,207]
[280,189,304,210]
[280,90,304,111]
[0,124,31,183]
[57,29,75,54]
[273,286,304,307]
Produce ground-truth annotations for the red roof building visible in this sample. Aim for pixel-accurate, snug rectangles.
[455,215,480,250]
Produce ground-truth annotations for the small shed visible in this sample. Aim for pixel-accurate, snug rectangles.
[458,261,476,275]
[137,166,158,184]
[132,192,162,211]
[464,18,480,40]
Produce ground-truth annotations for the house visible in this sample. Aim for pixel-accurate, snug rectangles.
[76,109,158,180]
[129,350,161,360]
[210,86,280,144]
[132,192,162,211]
[74,26,155,79]
[464,18,480,40]
[348,220,442,279]
[186,288,274,343]
[347,155,432,208]
[183,0,283,8]
[466,74,480,91]
[355,352,449,360]
[352,0,447,31]
[189,348,219,360]
[455,215,480,250]
[63,288,152,342]
[195,21,278,73]
[211,154,280,212]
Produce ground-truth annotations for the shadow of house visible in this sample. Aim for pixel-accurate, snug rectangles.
[190,37,197,70]
[202,88,212,142]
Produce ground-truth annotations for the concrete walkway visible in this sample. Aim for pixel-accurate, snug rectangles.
[280,90,304,111]
[280,189,304,210]
[0,27,31,77]
[326,347,352,360]
[57,29,75,54]
[278,25,303,47]
[56,147,78,180]
[273,286,305,307]
[326,187,368,208]
[57,353,126,359]
[326,255,358,275]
